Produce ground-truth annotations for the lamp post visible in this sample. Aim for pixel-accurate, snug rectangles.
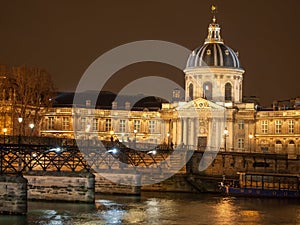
[223,127,228,152]
[3,128,7,144]
[167,132,170,149]
[249,134,254,153]
[18,117,23,173]
[29,123,34,144]
[18,117,23,144]
[134,129,137,148]
[110,130,114,142]
[121,133,125,142]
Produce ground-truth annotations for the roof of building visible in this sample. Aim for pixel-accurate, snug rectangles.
[52,91,167,111]
[186,12,241,69]
[186,43,241,68]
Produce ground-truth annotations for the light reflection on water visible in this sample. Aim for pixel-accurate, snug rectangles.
[1,193,300,225]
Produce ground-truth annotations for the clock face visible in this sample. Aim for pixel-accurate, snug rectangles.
[198,101,208,108]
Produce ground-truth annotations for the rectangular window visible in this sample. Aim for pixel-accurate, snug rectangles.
[62,117,69,130]
[134,120,141,132]
[93,118,98,131]
[238,138,244,149]
[105,119,112,132]
[48,117,54,130]
[81,118,86,131]
[119,119,126,133]
[275,120,282,134]
[149,120,155,133]
[288,120,294,134]
[238,120,244,130]
[261,121,268,134]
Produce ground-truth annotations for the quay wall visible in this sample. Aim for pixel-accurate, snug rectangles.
[94,172,140,195]
[188,152,300,178]
[0,175,27,214]
[24,172,94,203]
[94,152,300,194]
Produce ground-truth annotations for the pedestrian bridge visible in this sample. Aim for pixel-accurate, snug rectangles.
[0,136,189,175]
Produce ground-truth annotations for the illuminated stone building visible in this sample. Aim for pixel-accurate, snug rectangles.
[1,9,300,157]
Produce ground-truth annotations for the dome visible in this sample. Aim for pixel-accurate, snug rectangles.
[186,43,241,69]
[186,13,242,69]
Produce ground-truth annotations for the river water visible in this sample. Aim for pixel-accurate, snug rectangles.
[1,193,300,225]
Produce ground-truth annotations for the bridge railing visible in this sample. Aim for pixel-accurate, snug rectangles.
[0,143,192,175]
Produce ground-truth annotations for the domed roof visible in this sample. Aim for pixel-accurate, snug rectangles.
[186,43,241,68]
[186,13,242,69]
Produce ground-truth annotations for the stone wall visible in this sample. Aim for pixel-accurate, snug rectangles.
[0,175,27,214]
[24,172,94,203]
[141,174,197,193]
[94,173,140,195]
[189,151,300,178]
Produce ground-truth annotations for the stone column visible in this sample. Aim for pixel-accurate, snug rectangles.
[172,120,177,145]
[183,118,187,145]
[177,119,182,146]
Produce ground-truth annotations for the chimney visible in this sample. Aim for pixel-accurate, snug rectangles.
[125,101,131,110]
[112,101,117,109]
[86,100,91,108]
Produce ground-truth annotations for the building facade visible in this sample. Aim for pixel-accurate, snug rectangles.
[1,11,299,157]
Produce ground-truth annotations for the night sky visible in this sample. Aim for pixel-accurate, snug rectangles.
[0,0,299,106]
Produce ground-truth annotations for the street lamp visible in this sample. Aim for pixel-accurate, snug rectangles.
[18,117,23,144]
[110,130,114,142]
[29,123,34,144]
[223,127,229,152]
[134,129,137,147]
[3,128,7,144]
[17,118,23,174]
[167,132,170,148]
[249,134,254,153]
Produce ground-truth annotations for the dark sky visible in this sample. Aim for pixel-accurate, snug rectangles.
[0,0,299,106]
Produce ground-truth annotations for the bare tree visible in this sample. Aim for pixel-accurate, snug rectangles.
[10,65,56,136]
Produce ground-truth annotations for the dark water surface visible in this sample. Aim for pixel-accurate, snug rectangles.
[1,193,300,225]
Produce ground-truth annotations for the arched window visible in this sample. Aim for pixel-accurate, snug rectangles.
[203,82,212,100]
[225,83,232,101]
[288,140,296,155]
[188,83,193,101]
[289,140,295,145]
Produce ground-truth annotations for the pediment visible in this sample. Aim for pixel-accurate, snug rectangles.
[176,98,224,110]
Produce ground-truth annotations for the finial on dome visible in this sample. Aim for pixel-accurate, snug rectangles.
[211,5,217,23]
[205,5,223,44]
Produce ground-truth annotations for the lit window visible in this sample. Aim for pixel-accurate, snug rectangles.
[206,49,211,55]
[261,121,268,134]
[48,117,54,130]
[81,118,86,131]
[93,118,98,131]
[238,120,244,130]
[105,119,111,132]
[203,82,212,100]
[62,117,69,130]
[288,120,294,134]
[238,138,244,149]
[275,120,281,134]
[134,120,141,132]
[149,120,155,133]
[119,120,126,133]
